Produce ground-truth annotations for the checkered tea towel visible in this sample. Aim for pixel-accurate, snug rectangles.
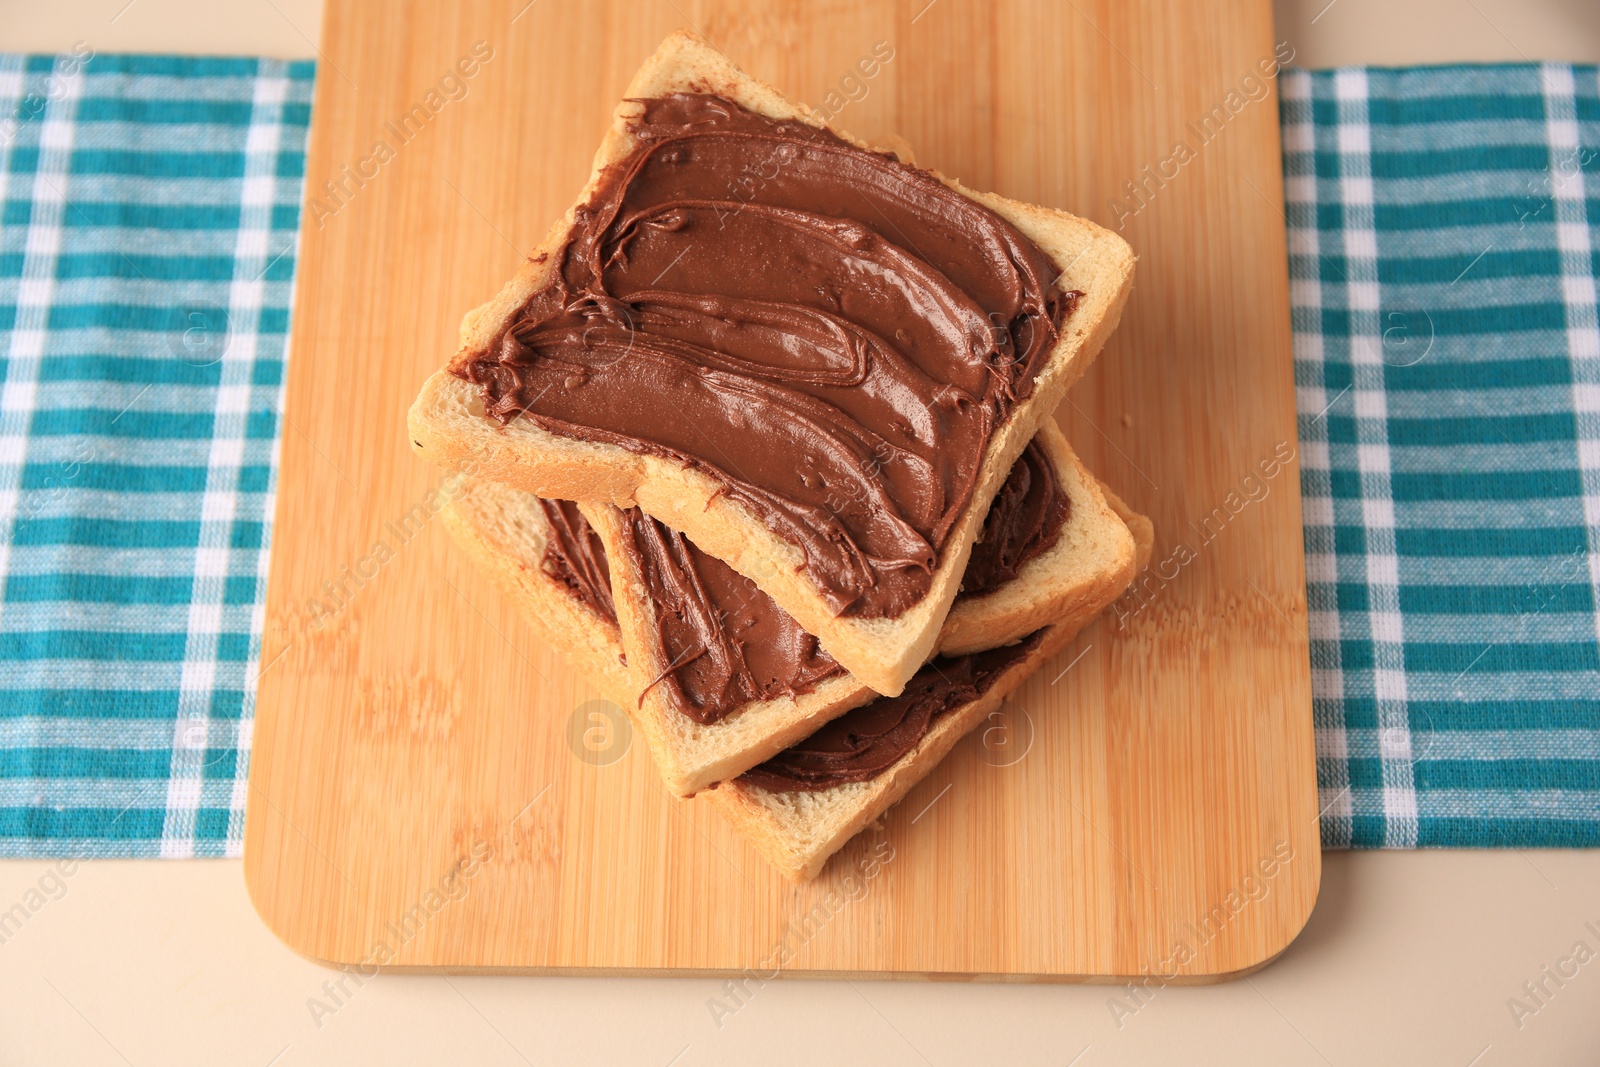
[1285,64,1600,848]
[0,52,312,857]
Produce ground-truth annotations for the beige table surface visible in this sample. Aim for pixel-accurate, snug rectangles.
[2,1,1599,1064]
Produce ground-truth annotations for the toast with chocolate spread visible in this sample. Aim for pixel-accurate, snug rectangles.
[580,419,1141,795]
[409,30,1136,697]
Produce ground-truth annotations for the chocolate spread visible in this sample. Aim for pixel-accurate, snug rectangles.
[459,92,1075,619]
[961,439,1071,596]
[620,508,844,724]
[737,630,1046,793]
[537,498,616,624]
[537,439,1072,725]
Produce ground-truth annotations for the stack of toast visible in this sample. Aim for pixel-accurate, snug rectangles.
[407,31,1149,882]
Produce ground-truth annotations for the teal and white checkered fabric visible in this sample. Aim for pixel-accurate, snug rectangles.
[1284,65,1600,848]
[2,54,1597,856]
[0,53,312,857]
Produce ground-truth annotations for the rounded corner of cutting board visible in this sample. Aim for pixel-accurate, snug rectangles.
[1200,833,1325,982]
[241,802,360,972]
[1273,831,1325,953]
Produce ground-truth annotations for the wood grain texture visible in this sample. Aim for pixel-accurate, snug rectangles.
[244,0,1319,980]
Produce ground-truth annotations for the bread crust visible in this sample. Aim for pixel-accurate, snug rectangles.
[407,29,1136,697]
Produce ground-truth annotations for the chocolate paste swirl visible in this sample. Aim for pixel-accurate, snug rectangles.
[737,630,1046,793]
[961,439,1071,596]
[535,441,1071,725]
[459,93,1073,618]
[620,508,844,724]
[537,498,616,624]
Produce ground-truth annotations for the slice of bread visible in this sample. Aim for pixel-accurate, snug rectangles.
[580,418,1142,796]
[438,478,637,708]
[707,513,1156,884]
[407,29,1136,697]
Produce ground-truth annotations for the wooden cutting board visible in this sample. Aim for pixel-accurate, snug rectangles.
[244,0,1318,980]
